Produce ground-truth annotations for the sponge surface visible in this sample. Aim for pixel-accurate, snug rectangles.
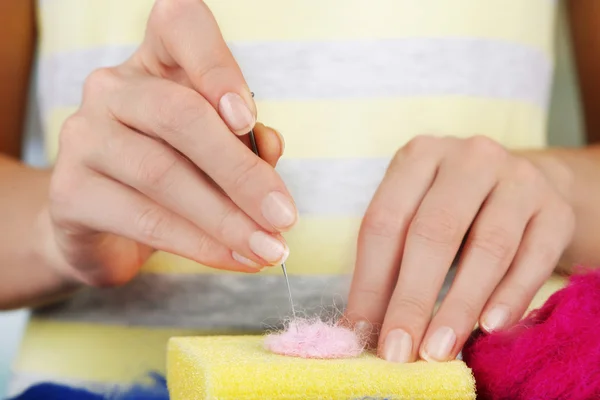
[167,336,475,400]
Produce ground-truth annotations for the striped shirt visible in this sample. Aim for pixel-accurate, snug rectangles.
[11,0,558,395]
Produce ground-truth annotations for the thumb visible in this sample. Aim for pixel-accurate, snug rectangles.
[134,0,256,135]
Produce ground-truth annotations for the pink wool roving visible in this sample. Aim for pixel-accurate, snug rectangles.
[463,268,600,400]
[264,318,365,359]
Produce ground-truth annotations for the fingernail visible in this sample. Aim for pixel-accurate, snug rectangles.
[383,329,413,363]
[355,320,374,345]
[355,320,373,336]
[231,251,261,268]
[423,327,456,362]
[481,304,511,332]
[219,92,255,135]
[261,192,297,229]
[249,231,289,264]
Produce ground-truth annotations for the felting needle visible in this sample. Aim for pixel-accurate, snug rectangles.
[246,102,297,319]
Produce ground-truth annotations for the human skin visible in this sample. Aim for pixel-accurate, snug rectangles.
[1,0,600,364]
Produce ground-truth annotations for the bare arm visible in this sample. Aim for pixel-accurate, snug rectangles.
[0,156,77,309]
[0,0,35,157]
[568,0,600,144]
[519,1,600,270]
[0,1,78,309]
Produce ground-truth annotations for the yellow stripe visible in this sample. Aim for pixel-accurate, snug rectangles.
[38,0,555,56]
[46,98,547,163]
[142,217,361,276]
[13,320,209,383]
[14,275,566,383]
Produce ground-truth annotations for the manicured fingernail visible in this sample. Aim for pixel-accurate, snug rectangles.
[231,251,261,268]
[219,92,255,135]
[249,231,289,264]
[383,329,413,363]
[354,320,374,345]
[261,192,297,229]
[355,320,373,336]
[423,327,456,361]
[481,304,511,332]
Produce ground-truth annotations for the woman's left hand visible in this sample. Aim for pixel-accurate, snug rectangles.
[345,135,575,363]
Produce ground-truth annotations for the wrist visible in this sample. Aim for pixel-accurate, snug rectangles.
[515,149,575,207]
[28,206,81,301]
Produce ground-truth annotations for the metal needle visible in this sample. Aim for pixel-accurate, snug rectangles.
[247,117,296,319]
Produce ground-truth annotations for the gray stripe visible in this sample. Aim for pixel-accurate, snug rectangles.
[38,37,552,116]
[33,273,352,329]
[278,157,388,216]
[32,269,457,329]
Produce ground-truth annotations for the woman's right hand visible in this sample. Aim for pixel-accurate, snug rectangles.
[38,0,297,287]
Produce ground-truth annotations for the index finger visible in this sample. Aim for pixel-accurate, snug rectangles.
[107,74,297,233]
[345,140,440,349]
[381,148,498,363]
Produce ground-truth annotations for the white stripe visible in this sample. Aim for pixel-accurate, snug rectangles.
[279,157,388,216]
[38,37,552,116]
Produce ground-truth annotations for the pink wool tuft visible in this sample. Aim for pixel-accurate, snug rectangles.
[264,318,365,359]
[463,268,600,400]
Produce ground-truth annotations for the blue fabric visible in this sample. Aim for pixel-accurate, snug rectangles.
[8,374,169,400]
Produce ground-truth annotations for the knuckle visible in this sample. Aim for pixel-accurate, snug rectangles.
[58,114,89,153]
[469,225,515,263]
[136,148,179,189]
[536,241,562,269]
[215,206,240,241]
[355,285,390,306]
[410,208,462,246]
[508,281,532,302]
[512,158,542,185]
[466,135,507,161]
[191,59,233,90]
[392,295,430,320]
[361,209,403,240]
[229,153,262,189]
[452,297,480,322]
[154,90,207,138]
[82,67,119,102]
[401,135,437,157]
[194,234,222,264]
[135,206,171,243]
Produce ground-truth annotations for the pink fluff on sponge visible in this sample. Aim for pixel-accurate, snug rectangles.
[463,269,600,400]
[264,318,365,359]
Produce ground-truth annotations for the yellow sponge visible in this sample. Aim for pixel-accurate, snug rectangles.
[167,335,476,399]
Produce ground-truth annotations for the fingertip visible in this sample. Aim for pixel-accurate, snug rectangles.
[254,123,284,166]
[381,328,414,363]
[231,251,263,269]
[420,326,457,362]
[271,126,285,155]
[480,304,511,333]
[218,92,256,136]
